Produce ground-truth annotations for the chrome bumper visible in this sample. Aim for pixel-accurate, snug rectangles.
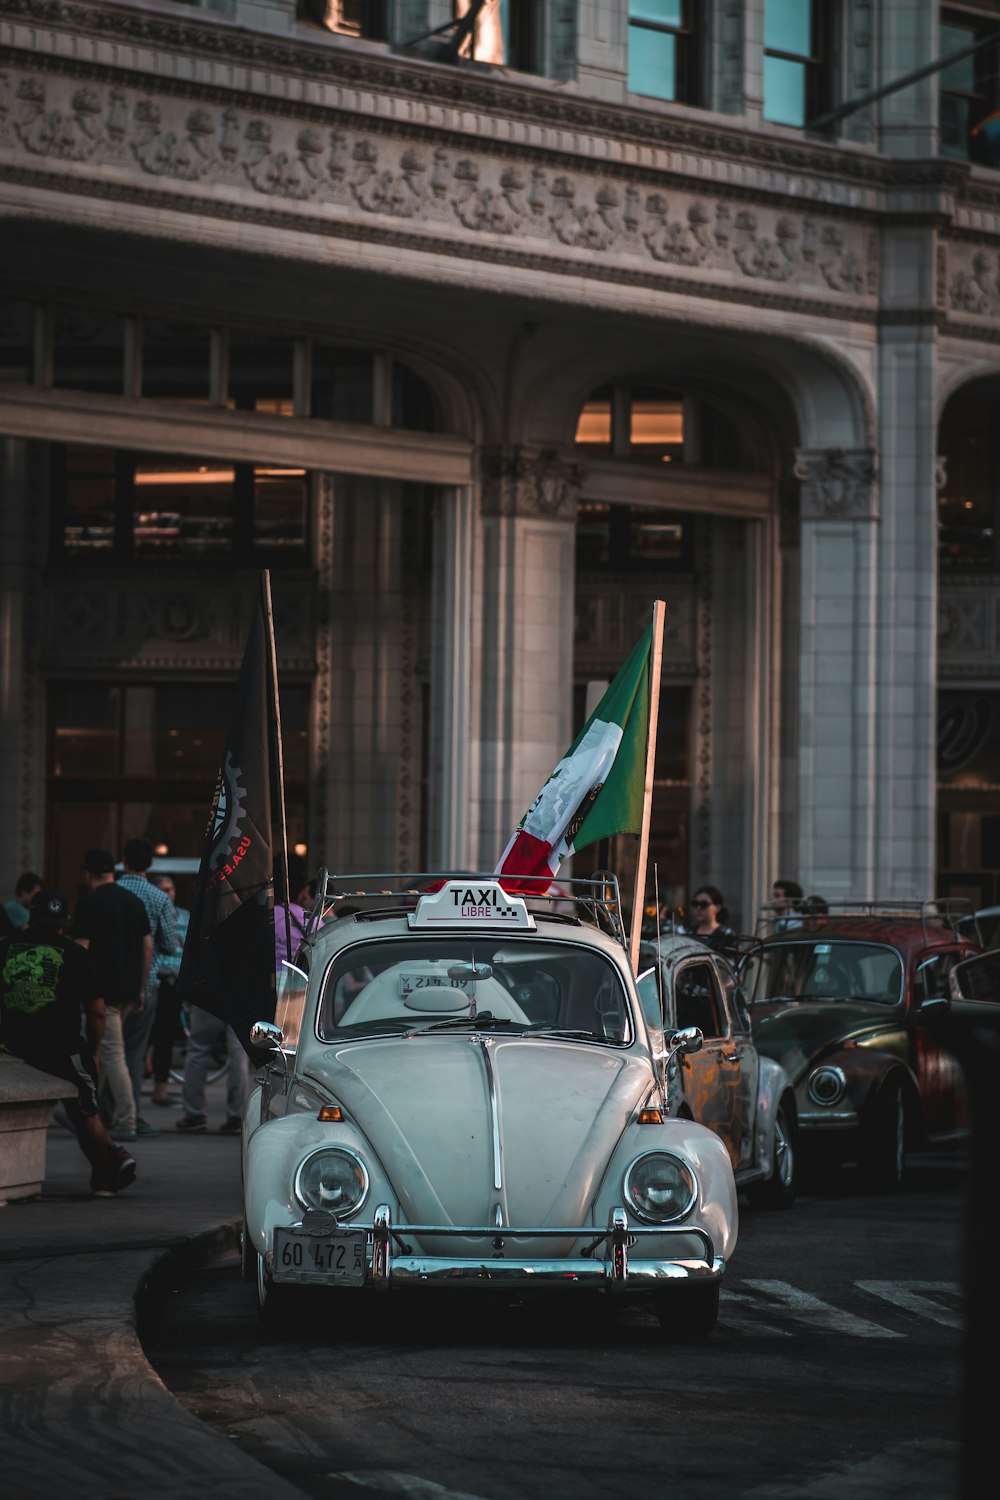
[362,1205,723,1290]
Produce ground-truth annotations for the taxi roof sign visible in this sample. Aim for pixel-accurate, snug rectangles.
[409,881,536,931]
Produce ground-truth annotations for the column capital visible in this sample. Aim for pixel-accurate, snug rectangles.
[478,444,582,520]
[794,447,880,521]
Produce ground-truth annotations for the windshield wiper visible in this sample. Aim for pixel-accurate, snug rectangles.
[406,1011,518,1035]
[520,1025,598,1040]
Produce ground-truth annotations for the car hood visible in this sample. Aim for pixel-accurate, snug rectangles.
[752,999,897,1077]
[319,1034,651,1231]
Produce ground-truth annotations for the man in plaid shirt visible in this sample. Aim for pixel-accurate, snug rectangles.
[118,837,180,1138]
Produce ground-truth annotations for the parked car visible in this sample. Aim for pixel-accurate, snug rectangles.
[636,933,798,1208]
[957,904,1000,953]
[242,873,739,1340]
[739,902,981,1190]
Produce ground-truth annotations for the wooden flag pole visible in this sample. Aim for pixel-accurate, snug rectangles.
[261,569,292,966]
[629,599,666,971]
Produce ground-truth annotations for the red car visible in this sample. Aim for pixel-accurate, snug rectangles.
[738,902,980,1191]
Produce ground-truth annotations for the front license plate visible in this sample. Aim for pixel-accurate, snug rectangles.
[273,1227,367,1286]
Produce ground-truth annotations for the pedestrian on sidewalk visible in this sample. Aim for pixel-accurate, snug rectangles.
[0,889,137,1196]
[686,884,737,951]
[771,878,805,930]
[72,848,151,1143]
[3,871,43,932]
[175,1006,251,1135]
[149,874,189,1107]
[117,838,180,1136]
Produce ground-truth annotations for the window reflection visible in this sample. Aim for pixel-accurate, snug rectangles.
[575,396,613,451]
[576,502,687,570]
[54,444,309,562]
[62,446,117,554]
[133,457,234,556]
[763,0,827,129]
[253,466,307,551]
[628,1,695,104]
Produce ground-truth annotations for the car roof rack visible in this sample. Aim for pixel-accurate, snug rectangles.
[756,897,976,942]
[305,869,628,948]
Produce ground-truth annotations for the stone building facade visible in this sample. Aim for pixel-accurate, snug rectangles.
[2,0,1000,927]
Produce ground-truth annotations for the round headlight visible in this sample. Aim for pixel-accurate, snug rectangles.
[294,1148,369,1217]
[807,1065,847,1106]
[624,1152,696,1223]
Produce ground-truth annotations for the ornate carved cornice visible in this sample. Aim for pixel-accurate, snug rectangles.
[794,448,879,521]
[0,63,881,317]
[0,0,900,193]
[478,445,581,520]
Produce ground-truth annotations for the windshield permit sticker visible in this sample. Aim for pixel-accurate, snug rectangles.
[410,881,536,930]
[814,944,831,954]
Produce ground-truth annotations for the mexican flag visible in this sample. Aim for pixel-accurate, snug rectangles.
[495,622,652,893]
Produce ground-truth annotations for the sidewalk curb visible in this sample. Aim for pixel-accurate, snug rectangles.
[0,1219,310,1500]
[134,1217,242,1345]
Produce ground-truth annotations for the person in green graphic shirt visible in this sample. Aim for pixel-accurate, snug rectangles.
[0,890,137,1197]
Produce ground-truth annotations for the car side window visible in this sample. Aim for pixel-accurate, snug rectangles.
[675,962,725,1038]
[918,952,957,1002]
[716,960,751,1033]
[275,957,309,1049]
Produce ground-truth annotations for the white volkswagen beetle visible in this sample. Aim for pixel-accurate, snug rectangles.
[241,874,739,1340]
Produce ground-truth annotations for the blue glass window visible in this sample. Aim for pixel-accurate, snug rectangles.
[628,0,697,105]
[763,0,827,129]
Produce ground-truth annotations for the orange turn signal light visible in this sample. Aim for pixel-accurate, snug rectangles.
[637,1107,663,1124]
[317,1105,345,1122]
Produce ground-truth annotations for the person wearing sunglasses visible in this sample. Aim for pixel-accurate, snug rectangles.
[686,885,736,951]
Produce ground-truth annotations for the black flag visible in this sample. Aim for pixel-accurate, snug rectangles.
[178,584,276,1055]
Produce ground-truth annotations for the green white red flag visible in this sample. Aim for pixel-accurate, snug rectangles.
[495,623,652,892]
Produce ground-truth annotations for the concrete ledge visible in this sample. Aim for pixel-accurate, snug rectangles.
[0,1055,76,1206]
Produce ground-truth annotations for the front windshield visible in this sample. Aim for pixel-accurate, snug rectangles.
[317,937,633,1045]
[741,941,904,1006]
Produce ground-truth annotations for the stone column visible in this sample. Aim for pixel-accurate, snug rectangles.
[874,324,939,899]
[316,474,424,874]
[793,447,880,901]
[0,438,45,897]
[472,445,580,871]
[428,484,475,869]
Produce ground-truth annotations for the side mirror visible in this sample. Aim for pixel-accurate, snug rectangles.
[668,1025,703,1056]
[250,1020,284,1051]
[918,995,951,1016]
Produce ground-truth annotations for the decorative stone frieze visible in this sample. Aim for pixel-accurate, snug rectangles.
[478,445,581,520]
[574,576,696,677]
[0,64,878,310]
[794,448,880,521]
[39,573,317,672]
[938,577,1000,676]
[946,244,1000,318]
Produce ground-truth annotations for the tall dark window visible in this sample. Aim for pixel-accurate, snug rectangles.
[940,9,1000,164]
[938,386,1000,569]
[763,0,832,128]
[47,681,309,905]
[628,1,699,104]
